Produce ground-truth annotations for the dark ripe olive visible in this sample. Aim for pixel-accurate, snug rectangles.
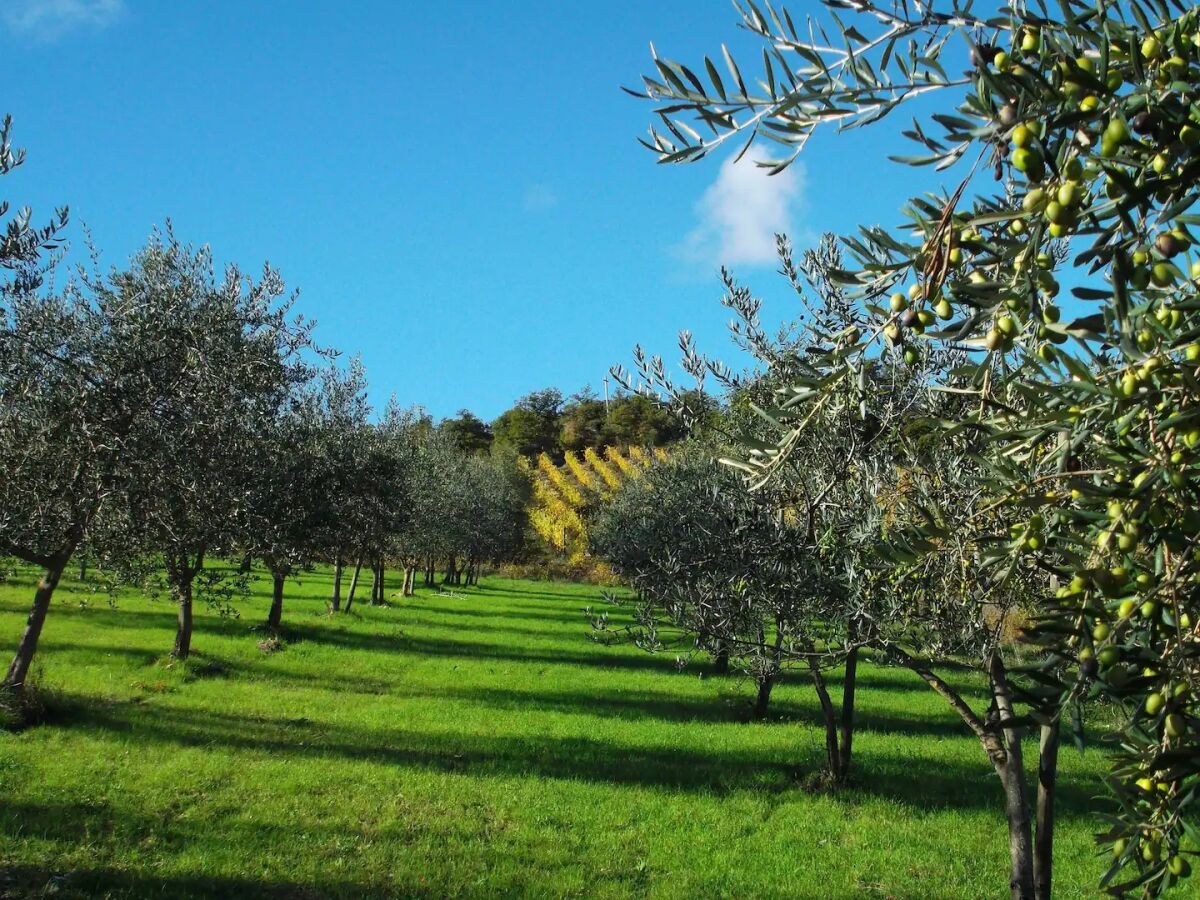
[1132,111,1155,135]
[998,103,1018,126]
[901,308,919,327]
[971,43,998,68]
[1080,656,1099,679]
[1156,233,1184,257]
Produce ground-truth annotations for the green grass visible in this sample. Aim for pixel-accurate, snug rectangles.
[0,565,1117,898]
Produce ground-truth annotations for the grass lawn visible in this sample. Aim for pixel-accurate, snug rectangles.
[1,565,1117,898]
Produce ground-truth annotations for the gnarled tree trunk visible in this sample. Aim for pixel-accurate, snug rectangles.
[4,549,73,695]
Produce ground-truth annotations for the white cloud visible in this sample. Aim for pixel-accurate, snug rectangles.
[2,0,125,40]
[522,183,558,212]
[677,153,807,269]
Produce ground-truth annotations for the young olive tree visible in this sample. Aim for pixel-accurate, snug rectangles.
[631,0,1200,894]
[0,291,108,697]
[335,401,416,612]
[108,229,313,658]
[250,393,329,630]
[591,449,851,738]
[307,359,372,611]
[454,450,529,585]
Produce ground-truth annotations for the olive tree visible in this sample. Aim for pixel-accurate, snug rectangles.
[453,450,529,585]
[629,0,1200,894]
[307,359,371,611]
[590,449,838,720]
[249,393,329,630]
[108,229,313,658]
[0,290,108,697]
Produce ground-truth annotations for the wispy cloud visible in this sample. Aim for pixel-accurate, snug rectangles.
[676,153,807,270]
[2,0,125,41]
[522,183,558,213]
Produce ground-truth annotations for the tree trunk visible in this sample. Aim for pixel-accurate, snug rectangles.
[808,659,844,781]
[990,654,1035,900]
[752,674,774,720]
[344,554,363,612]
[403,565,415,597]
[77,555,88,581]
[369,557,380,605]
[331,555,344,611]
[892,645,1038,900]
[710,643,729,676]
[444,555,457,585]
[267,569,285,629]
[839,645,858,779]
[3,551,71,694]
[173,577,195,659]
[424,558,435,586]
[1034,720,1060,900]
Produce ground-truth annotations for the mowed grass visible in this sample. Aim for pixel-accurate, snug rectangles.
[0,565,1117,898]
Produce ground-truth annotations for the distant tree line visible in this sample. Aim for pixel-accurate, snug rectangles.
[439,385,697,461]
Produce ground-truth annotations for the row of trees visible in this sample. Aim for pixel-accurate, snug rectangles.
[0,139,530,700]
[442,386,690,460]
[609,0,1200,895]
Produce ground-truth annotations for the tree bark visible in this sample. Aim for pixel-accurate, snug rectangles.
[808,659,844,781]
[989,654,1035,900]
[753,674,774,719]
[403,565,415,597]
[369,557,380,605]
[3,551,71,694]
[173,577,195,659]
[444,555,457,585]
[331,555,343,611]
[344,554,363,612]
[1034,720,1060,900]
[267,569,285,629]
[77,555,88,581]
[839,645,858,779]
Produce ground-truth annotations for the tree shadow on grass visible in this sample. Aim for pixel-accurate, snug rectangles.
[378,681,974,739]
[36,693,1110,819]
[0,862,395,900]
[394,602,598,627]
[391,615,598,641]
[472,583,612,604]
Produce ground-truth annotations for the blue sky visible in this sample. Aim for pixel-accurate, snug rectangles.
[1,0,934,420]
